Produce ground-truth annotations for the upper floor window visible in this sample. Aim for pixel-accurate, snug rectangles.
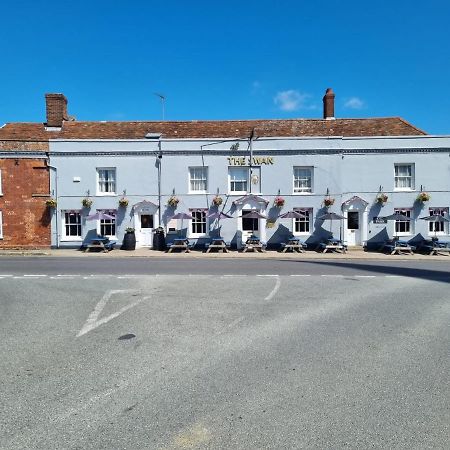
[293,167,313,193]
[62,211,82,240]
[190,208,208,236]
[0,169,3,195]
[394,164,414,190]
[189,167,208,192]
[429,207,449,235]
[0,210,3,239]
[394,208,413,235]
[97,168,116,194]
[229,167,261,194]
[293,208,312,234]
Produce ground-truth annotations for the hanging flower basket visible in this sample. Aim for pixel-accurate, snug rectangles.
[212,196,223,206]
[417,192,430,203]
[273,196,285,207]
[45,198,57,208]
[323,197,335,207]
[118,197,129,208]
[82,198,93,208]
[167,196,179,207]
[376,193,388,205]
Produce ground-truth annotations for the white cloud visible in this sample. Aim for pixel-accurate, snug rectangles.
[344,97,365,110]
[274,90,313,112]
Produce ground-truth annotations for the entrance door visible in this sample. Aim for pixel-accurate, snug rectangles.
[241,209,260,241]
[346,211,360,246]
[137,214,154,247]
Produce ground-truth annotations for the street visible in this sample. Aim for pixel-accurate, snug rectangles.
[0,258,449,449]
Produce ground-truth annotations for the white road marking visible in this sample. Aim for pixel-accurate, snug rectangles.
[77,289,147,337]
[321,274,344,277]
[354,275,376,278]
[23,274,47,277]
[57,274,81,277]
[257,274,278,277]
[0,274,13,277]
[221,274,248,278]
[385,275,401,278]
[264,275,281,301]
[290,274,311,277]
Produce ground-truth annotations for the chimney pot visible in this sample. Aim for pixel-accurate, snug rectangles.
[45,93,68,128]
[323,88,335,120]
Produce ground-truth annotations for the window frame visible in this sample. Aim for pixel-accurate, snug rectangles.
[394,163,415,191]
[96,167,117,196]
[228,166,249,194]
[61,210,83,241]
[0,169,3,196]
[293,167,313,194]
[189,208,208,237]
[293,208,312,235]
[428,207,449,236]
[394,208,413,236]
[96,210,117,238]
[188,166,208,193]
[0,210,3,239]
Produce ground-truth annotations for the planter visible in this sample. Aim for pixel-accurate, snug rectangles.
[121,231,136,250]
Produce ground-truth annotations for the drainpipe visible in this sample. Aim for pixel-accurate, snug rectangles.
[157,139,162,227]
[45,158,59,248]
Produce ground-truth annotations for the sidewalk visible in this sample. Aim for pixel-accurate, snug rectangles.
[2,247,450,261]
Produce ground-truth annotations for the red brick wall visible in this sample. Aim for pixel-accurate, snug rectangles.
[0,158,51,249]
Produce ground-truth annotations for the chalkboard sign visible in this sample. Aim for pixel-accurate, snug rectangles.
[373,217,388,224]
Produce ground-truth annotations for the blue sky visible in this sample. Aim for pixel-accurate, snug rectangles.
[1,0,449,134]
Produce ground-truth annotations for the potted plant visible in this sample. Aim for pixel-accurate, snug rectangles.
[45,198,57,208]
[167,196,179,207]
[273,196,285,207]
[376,193,388,205]
[82,197,93,208]
[417,192,431,203]
[119,197,129,208]
[212,196,223,206]
[122,227,136,250]
[323,197,335,207]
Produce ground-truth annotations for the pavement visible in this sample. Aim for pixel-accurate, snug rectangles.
[1,246,450,260]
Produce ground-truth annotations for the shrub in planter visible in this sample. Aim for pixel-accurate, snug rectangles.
[167,196,179,207]
[273,196,285,207]
[212,196,223,206]
[46,198,57,208]
[82,198,93,208]
[323,197,335,207]
[417,192,431,202]
[376,193,388,204]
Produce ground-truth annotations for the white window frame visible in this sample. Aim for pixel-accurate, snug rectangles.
[229,167,249,194]
[0,169,3,196]
[189,209,208,237]
[428,207,449,236]
[394,163,415,191]
[61,210,82,241]
[97,168,117,195]
[293,167,313,194]
[394,208,413,236]
[0,210,3,239]
[97,210,117,238]
[189,167,208,193]
[293,208,312,235]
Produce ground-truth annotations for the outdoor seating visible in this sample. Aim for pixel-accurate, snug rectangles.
[316,237,347,253]
[242,235,266,253]
[204,238,230,253]
[167,238,191,253]
[280,236,307,253]
[82,236,116,253]
[380,238,415,255]
[415,238,450,256]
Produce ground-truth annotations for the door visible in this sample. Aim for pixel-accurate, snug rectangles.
[346,211,360,246]
[241,209,260,241]
[137,214,154,247]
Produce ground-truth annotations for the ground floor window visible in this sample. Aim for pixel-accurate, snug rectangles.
[429,207,449,234]
[394,208,412,235]
[294,208,312,234]
[190,209,207,235]
[100,211,116,237]
[242,209,259,232]
[62,211,82,239]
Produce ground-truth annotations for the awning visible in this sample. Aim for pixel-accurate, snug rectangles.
[341,196,369,207]
[232,194,269,206]
[132,200,158,213]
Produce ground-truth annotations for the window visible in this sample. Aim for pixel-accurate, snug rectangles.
[190,209,207,235]
[189,167,208,192]
[229,167,248,193]
[242,209,259,232]
[97,168,116,194]
[394,208,413,235]
[294,208,312,234]
[394,164,414,190]
[429,208,449,235]
[99,211,116,237]
[0,210,3,239]
[293,167,313,193]
[62,211,82,240]
[0,169,2,195]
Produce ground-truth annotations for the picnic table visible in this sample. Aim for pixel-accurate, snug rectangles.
[205,238,229,253]
[167,238,191,253]
[280,237,306,253]
[380,239,414,255]
[317,238,347,254]
[416,239,450,256]
[242,236,266,253]
[82,237,116,253]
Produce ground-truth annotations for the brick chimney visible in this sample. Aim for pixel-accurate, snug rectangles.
[45,93,68,127]
[323,88,335,120]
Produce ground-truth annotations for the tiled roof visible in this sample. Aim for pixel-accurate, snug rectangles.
[0,117,426,145]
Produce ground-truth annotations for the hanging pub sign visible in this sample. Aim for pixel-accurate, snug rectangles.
[373,217,388,224]
[227,156,274,166]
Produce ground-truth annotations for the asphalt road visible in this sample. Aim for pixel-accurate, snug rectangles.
[0,259,449,449]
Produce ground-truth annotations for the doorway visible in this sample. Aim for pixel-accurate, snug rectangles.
[346,211,360,246]
[241,209,259,241]
[137,213,154,247]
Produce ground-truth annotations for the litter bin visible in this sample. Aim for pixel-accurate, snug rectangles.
[153,227,166,251]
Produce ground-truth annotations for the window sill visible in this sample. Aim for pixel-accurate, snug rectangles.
[61,238,83,242]
[293,192,313,195]
[393,188,415,192]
